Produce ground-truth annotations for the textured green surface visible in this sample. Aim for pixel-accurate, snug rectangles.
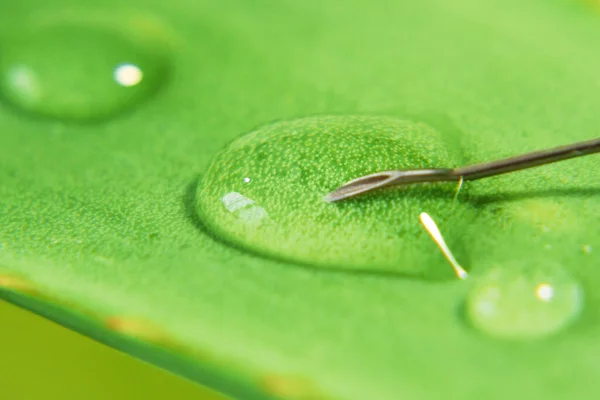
[1,1,600,399]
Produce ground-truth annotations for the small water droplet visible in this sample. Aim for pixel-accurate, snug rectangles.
[466,262,583,339]
[0,19,169,121]
[582,244,592,254]
[197,115,471,278]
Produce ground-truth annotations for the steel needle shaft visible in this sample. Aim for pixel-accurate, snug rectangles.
[325,136,600,202]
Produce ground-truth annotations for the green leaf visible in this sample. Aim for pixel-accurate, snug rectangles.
[1,1,599,399]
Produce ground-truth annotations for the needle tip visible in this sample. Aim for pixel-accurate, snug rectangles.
[324,169,457,203]
[323,193,339,203]
[323,172,397,203]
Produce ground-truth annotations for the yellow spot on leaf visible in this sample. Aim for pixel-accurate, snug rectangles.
[261,374,323,400]
[0,274,36,293]
[106,316,166,342]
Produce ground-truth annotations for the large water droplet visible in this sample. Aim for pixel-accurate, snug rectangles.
[466,262,583,339]
[197,115,473,279]
[0,19,169,121]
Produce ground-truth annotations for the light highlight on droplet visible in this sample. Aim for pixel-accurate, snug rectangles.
[221,192,268,224]
[6,65,39,102]
[113,63,143,87]
[535,283,554,302]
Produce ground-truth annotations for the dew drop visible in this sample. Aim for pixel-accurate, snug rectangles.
[0,19,169,121]
[197,115,472,279]
[466,262,583,339]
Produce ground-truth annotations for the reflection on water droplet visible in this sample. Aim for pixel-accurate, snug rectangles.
[6,65,40,103]
[0,19,169,120]
[535,283,554,302]
[221,192,255,212]
[197,115,472,278]
[466,262,582,339]
[113,63,143,87]
[221,192,268,225]
[583,245,592,254]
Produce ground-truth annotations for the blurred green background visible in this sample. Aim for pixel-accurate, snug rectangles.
[0,299,225,400]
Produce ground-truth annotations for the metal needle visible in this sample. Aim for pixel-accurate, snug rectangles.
[324,136,600,202]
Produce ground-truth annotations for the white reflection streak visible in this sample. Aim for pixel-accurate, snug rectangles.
[419,212,468,279]
[221,192,268,223]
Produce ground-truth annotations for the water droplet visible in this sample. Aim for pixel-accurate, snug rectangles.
[0,20,169,120]
[582,244,592,254]
[466,262,583,339]
[197,115,471,279]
